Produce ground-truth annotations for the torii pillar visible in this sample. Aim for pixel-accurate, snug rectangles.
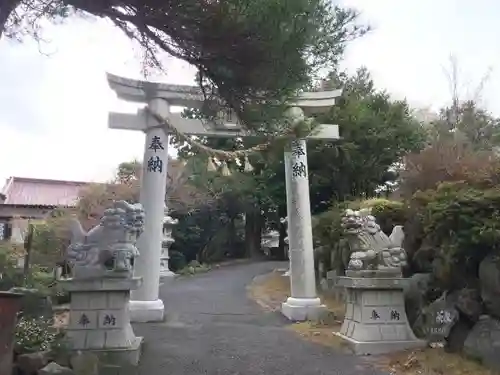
[106,72,341,322]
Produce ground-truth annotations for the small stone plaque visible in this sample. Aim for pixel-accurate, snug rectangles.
[425,300,459,342]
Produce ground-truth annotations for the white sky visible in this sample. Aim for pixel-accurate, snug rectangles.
[0,0,499,185]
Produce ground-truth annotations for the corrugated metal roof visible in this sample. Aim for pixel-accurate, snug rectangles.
[1,177,90,206]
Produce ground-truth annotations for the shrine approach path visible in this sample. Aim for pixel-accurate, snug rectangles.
[133,261,389,375]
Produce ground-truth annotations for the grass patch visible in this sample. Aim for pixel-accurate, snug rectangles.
[248,270,498,375]
[177,262,212,276]
[248,270,291,311]
[248,270,347,348]
[376,348,498,375]
[288,321,347,350]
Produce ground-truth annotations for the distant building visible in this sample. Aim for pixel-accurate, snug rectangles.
[0,177,90,241]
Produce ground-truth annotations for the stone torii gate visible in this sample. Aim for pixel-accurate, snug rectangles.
[106,73,342,322]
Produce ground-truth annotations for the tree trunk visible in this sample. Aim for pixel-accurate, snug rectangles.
[227,216,239,258]
[23,224,33,285]
[277,207,287,260]
[244,208,263,259]
[0,0,20,39]
[277,222,287,260]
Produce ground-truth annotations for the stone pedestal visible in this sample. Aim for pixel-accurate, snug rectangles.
[335,276,425,355]
[282,297,325,321]
[61,277,143,366]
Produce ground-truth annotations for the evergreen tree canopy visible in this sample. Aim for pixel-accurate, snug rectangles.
[1,0,367,131]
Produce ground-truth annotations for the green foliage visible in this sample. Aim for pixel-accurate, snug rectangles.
[9,287,53,320]
[177,261,211,276]
[0,241,20,288]
[168,250,187,272]
[0,241,67,306]
[172,152,273,261]
[171,204,246,264]
[23,267,54,293]
[3,0,367,133]
[312,202,350,273]
[31,215,70,268]
[405,182,500,289]
[368,199,407,236]
[0,241,18,261]
[116,160,141,184]
[309,68,426,211]
[15,317,62,353]
[428,100,500,151]
[173,67,426,261]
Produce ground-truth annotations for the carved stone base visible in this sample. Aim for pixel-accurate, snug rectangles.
[61,277,143,366]
[336,276,425,355]
[281,297,326,322]
[81,336,143,369]
[129,299,165,323]
[345,269,401,278]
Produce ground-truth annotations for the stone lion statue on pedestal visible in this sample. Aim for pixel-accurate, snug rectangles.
[67,200,145,279]
[341,208,407,276]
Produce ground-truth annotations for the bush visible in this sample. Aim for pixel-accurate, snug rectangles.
[405,182,500,290]
[312,201,350,273]
[177,261,211,276]
[15,317,62,353]
[31,210,72,268]
[169,250,187,272]
[0,242,25,290]
[360,198,408,236]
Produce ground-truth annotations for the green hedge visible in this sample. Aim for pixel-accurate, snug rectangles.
[313,185,500,292]
[405,182,500,289]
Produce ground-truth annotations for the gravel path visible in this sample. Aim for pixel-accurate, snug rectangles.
[133,261,389,375]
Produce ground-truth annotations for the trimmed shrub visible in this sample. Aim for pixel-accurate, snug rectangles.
[168,250,187,272]
[362,198,407,236]
[405,181,500,290]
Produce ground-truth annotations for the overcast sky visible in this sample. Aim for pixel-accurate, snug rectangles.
[0,0,499,185]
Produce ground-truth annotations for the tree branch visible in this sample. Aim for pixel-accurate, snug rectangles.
[0,0,22,39]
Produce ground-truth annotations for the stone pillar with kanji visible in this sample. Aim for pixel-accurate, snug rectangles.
[281,106,326,321]
[130,98,170,322]
[61,200,145,367]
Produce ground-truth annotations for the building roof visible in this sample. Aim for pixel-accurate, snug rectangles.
[0,159,196,209]
[1,177,91,207]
